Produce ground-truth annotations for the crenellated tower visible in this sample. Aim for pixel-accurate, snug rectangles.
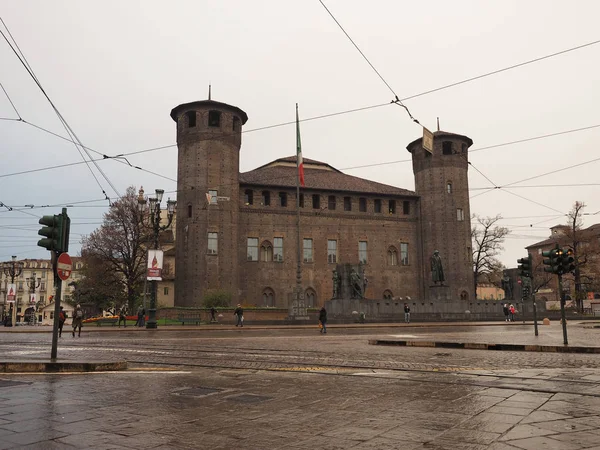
[407,131,474,301]
[170,99,248,306]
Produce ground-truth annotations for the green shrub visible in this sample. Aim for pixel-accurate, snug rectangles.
[202,289,232,308]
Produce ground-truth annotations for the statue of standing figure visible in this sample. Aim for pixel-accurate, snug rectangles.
[332,269,341,299]
[349,269,363,299]
[430,250,445,285]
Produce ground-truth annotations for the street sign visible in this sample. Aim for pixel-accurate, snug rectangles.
[56,253,73,281]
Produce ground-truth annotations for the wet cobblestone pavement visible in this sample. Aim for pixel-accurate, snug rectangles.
[0,323,599,448]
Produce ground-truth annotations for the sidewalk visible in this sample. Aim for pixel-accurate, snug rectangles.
[0,320,534,332]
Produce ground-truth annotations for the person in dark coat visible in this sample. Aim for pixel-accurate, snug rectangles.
[210,307,217,323]
[58,306,67,337]
[503,304,509,322]
[234,304,244,327]
[318,306,327,334]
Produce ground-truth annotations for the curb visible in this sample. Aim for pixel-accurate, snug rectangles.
[368,339,600,354]
[0,360,127,373]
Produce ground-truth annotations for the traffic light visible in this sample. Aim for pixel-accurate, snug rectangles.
[522,285,531,298]
[37,208,70,252]
[542,247,562,274]
[560,248,575,275]
[517,254,532,278]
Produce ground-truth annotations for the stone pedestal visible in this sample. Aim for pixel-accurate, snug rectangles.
[428,285,451,301]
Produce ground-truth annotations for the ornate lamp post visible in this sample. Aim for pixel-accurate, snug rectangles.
[3,256,24,327]
[138,188,176,329]
[26,273,42,325]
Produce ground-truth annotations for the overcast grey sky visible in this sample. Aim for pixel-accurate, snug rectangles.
[1,0,599,268]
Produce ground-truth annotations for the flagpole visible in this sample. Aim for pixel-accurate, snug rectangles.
[295,103,302,319]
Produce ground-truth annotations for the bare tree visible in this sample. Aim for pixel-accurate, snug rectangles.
[81,186,149,310]
[472,215,510,297]
[562,201,600,312]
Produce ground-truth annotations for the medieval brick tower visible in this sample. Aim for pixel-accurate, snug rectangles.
[407,131,474,301]
[171,99,248,306]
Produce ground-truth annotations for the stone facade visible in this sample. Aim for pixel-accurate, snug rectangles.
[172,98,474,308]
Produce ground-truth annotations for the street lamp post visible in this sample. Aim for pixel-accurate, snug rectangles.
[26,273,42,325]
[3,256,24,327]
[138,188,176,329]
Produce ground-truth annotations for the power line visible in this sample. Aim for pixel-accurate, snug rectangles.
[502,156,600,188]
[0,18,119,200]
[0,79,21,119]
[399,38,600,103]
[317,0,419,124]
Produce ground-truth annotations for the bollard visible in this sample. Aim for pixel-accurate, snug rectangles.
[543,318,550,325]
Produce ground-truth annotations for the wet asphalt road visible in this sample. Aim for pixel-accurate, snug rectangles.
[0,323,600,449]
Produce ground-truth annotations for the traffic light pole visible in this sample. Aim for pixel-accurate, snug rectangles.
[50,251,62,360]
[558,274,568,346]
[532,292,539,337]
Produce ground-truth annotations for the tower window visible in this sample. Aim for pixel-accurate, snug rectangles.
[328,195,336,211]
[187,204,192,218]
[279,192,287,207]
[344,197,352,211]
[274,237,284,262]
[186,111,196,128]
[244,190,253,205]
[299,193,304,208]
[327,239,337,264]
[457,208,465,221]
[387,247,398,266]
[208,232,218,255]
[461,143,467,153]
[403,201,410,215]
[447,182,452,194]
[389,200,396,214]
[303,239,313,263]
[233,116,241,132]
[442,141,453,155]
[208,190,218,205]
[261,242,273,262]
[374,199,382,213]
[247,238,259,261]
[400,242,409,265]
[359,198,367,212]
[262,191,271,206]
[312,194,320,209]
[208,110,221,127]
[359,241,368,264]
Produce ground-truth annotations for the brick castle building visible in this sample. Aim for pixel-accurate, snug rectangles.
[171,98,474,308]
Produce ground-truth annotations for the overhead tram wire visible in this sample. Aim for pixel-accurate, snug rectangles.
[0,79,21,119]
[317,0,420,124]
[0,20,118,201]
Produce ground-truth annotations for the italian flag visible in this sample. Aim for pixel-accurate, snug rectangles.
[296,104,305,187]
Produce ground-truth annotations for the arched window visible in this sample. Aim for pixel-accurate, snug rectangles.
[446,182,452,194]
[233,116,241,132]
[208,110,221,127]
[442,141,453,155]
[262,288,275,307]
[387,247,398,266]
[186,111,196,127]
[460,290,469,301]
[305,288,316,308]
[187,203,192,218]
[261,241,273,262]
[244,190,253,205]
[383,290,393,300]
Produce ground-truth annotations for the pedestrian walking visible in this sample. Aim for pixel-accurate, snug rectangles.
[58,306,67,337]
[118,305,127,328]
[318,306,327,334]
[72,304,83,337]
[234,304,244,327]
[509,304,516,322]
[404,303,411,323]
[135,306,144,327]
[140,308,145,327]
[210,306,217,323]
[503,303,509,322]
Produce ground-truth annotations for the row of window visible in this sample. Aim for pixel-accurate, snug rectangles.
[185,110,242,132]
[244,190,411,215]
[235,237,410,266]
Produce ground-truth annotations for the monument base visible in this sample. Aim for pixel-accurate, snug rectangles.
[427,284,451,301]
